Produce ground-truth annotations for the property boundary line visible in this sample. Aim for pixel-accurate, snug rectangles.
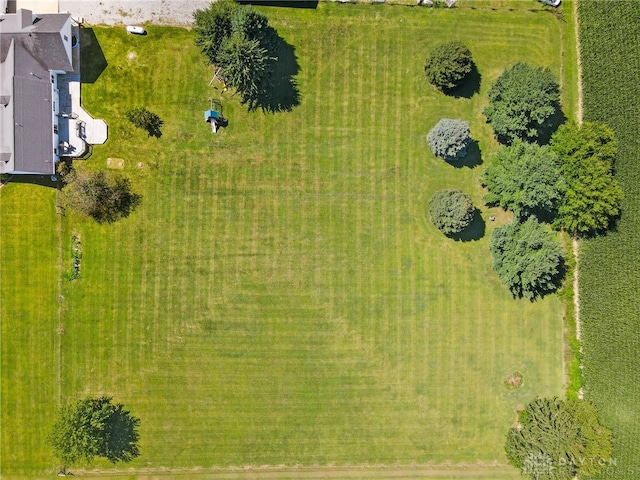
[69,462,517,479]
[572,0,584,401]
[55,185,65,409]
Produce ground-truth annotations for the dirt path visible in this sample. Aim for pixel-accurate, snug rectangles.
[574,0,584,125]
[572,0,584,400]
[572,0,583,338]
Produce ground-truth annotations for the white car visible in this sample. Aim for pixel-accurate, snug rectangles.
[539,0,561,6]
[126,25,146,35]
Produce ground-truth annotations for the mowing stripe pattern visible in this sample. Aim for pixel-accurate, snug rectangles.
[1,5,568,476]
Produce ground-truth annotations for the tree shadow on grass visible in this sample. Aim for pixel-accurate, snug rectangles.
[446,140,482,169]
[145,119,163,138]
[522,256,567,302]
[448,208,485,242]
[447,62,481,99]
[102,405,141,463]
[254,32,301,113]
[79,27,108,84]
[536,105,567,146]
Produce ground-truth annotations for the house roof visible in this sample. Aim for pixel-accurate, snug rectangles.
[0,8,73,174]
[0,11,72,72]
[14,75,54,174]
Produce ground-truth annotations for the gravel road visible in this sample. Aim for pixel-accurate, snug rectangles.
[58,0,212,25]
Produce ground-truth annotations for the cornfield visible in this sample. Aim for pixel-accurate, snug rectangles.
[578,1,640,478]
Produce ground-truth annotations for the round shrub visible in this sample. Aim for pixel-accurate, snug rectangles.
[427,118,471,162]
[424,41,474,91]
[429,189,475,235]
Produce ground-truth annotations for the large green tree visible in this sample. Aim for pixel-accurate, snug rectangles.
[193,1,278,108]
[231,4,278,53]
[505,397,612,480]
[216,32,273,108]
[50,396,141,465]
[551,121,623,236]
[490,217,564,300]
[482,140,564,219]
[429,189,475,236]
[193,0,239,65]
[424,41,474,92]
[484,62,560,143]
[65,171,141,224]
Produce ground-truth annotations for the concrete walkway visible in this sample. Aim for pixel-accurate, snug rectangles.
[58,0,211,26]
[68,78,108,146]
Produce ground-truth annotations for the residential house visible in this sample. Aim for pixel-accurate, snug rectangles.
[0,8,105,176]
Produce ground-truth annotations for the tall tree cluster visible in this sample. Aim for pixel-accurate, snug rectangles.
[194,0,278,108]
[490,217,564,300]
[550,121,623,236]
[480,62,623,299]
[482,141,564,220]
[483,141,566,300]
[484,62,560,143]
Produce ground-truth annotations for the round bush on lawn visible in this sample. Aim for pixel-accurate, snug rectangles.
[424,41,474,91]
[427,118,471,162]
[429,189,475,235]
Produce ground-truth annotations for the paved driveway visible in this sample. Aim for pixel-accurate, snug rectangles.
[17,0,60,13]
[58,0,211,25]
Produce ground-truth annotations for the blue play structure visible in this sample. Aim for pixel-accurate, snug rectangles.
[204,100,223,133]
[204,109,221,132]
[204,110,219,122]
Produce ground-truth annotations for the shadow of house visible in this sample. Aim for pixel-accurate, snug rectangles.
[236,0,318,8]
[446,140,482,169]
[448,62,481,99]
[1,173,59,188]
[79,27,107,84]
[449,208,485,242]
[254,32,300,113]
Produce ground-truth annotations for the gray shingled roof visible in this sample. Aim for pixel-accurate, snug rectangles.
[14,76,54,174]
[0,9,72,174]
[32,13,70,33]
[0,32,72,72]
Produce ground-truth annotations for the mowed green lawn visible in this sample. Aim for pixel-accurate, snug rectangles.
[1,3,573,477]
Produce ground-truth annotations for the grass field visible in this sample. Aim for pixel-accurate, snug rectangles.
[577,1,640,478]
[1,3,576,478]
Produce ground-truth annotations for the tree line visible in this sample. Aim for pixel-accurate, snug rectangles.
[423,41,615,480]
[424,46,622,301]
